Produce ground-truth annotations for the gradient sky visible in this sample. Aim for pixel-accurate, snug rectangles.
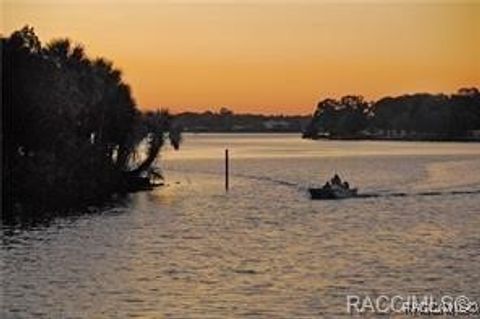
[2,0,479,114]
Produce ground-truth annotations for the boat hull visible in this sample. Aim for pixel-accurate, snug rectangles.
[309,187,358,200]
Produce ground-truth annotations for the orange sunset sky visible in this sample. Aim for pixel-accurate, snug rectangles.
[2,0,480,115]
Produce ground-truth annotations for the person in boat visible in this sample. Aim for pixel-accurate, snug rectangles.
[323,181,332,190]
[331,174,342,186]
[343,181,350,189]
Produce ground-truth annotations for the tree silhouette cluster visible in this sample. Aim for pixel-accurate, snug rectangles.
[2,26,181,220]
[175,108,309,132]
[303,89,480,140]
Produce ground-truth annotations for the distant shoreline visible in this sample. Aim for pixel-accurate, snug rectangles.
[180,131,480,142]
[181,130,302,134]
[309,136,480,143]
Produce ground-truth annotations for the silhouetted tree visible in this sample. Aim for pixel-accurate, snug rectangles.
[304,89,480,139]
[2,26,181,220]
[303,96,370,137]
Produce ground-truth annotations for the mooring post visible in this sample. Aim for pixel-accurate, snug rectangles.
[225,148,229,192]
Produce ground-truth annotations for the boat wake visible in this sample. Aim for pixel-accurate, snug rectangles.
[358,189,480,199]
[234,173,299,188]
[165,167,480,199]
[234,173,480,200]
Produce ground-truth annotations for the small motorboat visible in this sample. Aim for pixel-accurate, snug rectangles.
[309,174,358,200]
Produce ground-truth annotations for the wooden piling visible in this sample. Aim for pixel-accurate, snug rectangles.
[225,148,229,191]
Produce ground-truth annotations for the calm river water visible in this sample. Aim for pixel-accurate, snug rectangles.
[2,134,480,318]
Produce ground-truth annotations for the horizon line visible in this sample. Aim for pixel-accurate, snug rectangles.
[141,85,479,116]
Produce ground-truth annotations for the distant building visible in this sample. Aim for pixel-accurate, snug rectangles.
[468,130,480,138]
[263,120,291,130]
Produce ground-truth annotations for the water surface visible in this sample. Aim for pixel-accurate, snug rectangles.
[2,134,480,318]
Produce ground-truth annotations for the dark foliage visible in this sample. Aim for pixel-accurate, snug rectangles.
[303,89,480,140]
[175,108,310,132]
[2,26,181,220]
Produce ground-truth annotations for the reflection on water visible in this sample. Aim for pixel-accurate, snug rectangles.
[2,134,480,318]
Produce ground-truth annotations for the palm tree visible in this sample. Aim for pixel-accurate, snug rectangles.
[128,110,181,177]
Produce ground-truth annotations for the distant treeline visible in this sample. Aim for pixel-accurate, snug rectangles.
[2,26,180,221]
[175,108,310,132]
[303,89,480,140]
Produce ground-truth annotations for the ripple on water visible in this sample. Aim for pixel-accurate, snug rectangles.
[3,136,480,317]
